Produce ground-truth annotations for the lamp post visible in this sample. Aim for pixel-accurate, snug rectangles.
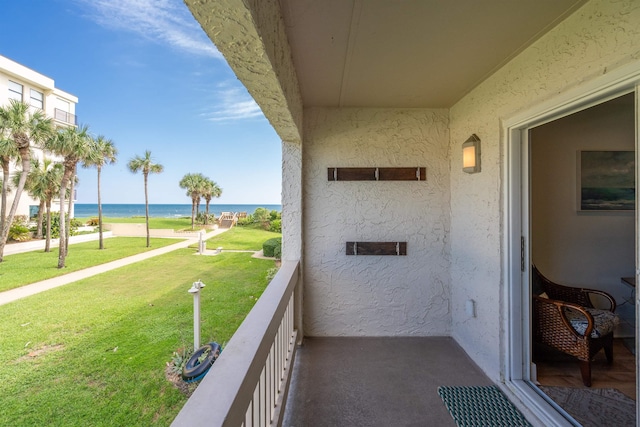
[198,230,205,254]
[188,280,206,350]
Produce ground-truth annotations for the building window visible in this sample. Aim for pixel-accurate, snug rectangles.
[56,97,70,112]
[8,80,23,101]
[30,89,44,110]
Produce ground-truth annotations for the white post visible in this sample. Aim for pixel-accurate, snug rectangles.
[188,280,206,350]
[198,230,205,254]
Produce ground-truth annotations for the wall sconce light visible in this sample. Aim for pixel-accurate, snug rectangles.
[462,134,481,173]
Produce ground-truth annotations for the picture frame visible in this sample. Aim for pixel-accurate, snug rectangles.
[577,150,635,211]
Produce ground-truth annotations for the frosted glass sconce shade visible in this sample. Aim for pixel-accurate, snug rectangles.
[462,134,481,173]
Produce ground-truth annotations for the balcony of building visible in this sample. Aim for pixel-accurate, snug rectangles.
[172,3,639,426]
[169,256,637,427]
[53,107,77,126]
[171,261,497,427]
[282,336,492,426]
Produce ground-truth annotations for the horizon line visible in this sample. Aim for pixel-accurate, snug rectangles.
[75,202,282,205]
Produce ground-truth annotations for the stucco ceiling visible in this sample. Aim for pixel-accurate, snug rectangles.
[279,0,587,108]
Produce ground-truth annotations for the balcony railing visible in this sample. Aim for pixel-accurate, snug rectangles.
[172,260,300,427]
[53,108,77,125]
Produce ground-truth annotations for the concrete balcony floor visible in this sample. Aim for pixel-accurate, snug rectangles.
[283,336,494,427]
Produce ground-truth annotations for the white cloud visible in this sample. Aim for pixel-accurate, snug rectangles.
[74,0,221,59]
[201,85,265,123]
[75,0,264,123]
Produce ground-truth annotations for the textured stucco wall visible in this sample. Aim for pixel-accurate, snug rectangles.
[282,140,303,261]
[303,108,451,336]
[449,0,640,380]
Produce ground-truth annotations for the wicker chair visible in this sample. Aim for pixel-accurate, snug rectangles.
[532,265,619,387]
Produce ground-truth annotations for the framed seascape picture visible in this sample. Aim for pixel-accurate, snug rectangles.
[577,150,635,211]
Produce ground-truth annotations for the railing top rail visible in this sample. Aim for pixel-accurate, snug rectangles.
[171,260,300,427]
[53,108,77,125]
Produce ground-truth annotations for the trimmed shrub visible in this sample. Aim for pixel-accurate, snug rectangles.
[87,217,99,226]
[41,213,81,239]
[266,267,279,282]
[269,210,281,221]
[9,217,31,242]
[262,237,282,258]
[195,212,216,225]
[237,217,253,226]
[70,218,83,234]
[273,244,282,260]
[252,208,272,230]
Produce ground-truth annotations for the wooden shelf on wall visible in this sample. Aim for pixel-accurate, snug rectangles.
[328,167,426,181]
[346,242,407,256]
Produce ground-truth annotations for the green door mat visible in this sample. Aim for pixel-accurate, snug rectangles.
[438,386,531,427]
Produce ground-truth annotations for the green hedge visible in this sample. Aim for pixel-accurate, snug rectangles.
[269,219,281,233]
[40,213,82,238]
[262,237,282,258]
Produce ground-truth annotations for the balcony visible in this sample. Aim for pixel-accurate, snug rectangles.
[171,261,494,426]
[53,108,77,125]
[283,336,493,426]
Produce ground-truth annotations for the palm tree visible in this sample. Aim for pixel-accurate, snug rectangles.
[44,124,91,268]
[0,137,17,237]
[179,173,207,230]
[13,157,46,239]
[202,179,222,225]
[18,157,63,251]
[0,100,53,262]
[41,161,64,252]
[27,164,47,240]
[128,151,163,247]
[82,135,117,249]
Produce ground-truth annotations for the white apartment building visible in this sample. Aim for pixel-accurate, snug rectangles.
[0,54,78,219]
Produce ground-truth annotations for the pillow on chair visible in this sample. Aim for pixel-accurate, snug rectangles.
[564,307,619,338]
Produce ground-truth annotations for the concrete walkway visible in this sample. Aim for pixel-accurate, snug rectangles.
[0,228,229,306]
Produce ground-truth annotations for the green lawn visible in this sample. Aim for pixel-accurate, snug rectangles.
[206,225,281,251]
[92,217,197,231]
[0,249,273,426]
[0,238,179,293]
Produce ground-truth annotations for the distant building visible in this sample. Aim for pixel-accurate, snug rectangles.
[0,54,78,219]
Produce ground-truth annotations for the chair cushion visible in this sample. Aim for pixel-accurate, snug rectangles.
[565,307,619,338]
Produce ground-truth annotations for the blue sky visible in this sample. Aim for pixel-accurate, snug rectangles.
[0,0,282,205]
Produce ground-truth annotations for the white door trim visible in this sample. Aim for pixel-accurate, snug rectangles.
[502,60,640,426]
[634,84,640,425]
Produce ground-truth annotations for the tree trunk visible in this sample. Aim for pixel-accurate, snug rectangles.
[57,169,72,268]
[97,166,104,250]
[65,165,76,253]
[191,198,196,230]
[205,199,211,225]
[0,157,10,243]
[36,200,45,239]
[144,172,150,248]
[0,146,31,262]
[45,200,52,252]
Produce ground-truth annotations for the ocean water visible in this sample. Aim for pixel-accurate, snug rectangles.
[74,204,281,218]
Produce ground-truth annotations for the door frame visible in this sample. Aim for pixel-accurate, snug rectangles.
[502,61,640,425]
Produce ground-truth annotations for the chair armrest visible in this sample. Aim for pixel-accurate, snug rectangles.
[581,288,617,313]
[533,296,595,340]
